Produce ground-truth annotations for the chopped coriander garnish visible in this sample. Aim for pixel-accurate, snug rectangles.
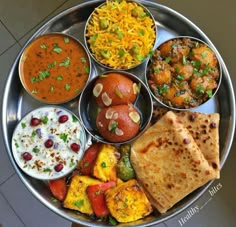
[32,89,38,94]
[51,197,58,203]
[64,84,71,91]
[53,43,62,54]
[59,57,70,68]
[191,60,201,71]
[69,162,76,168]
[40,44,47,49]
[101,162,107,168]
[154,68,162,73]
[39,70,50,81]
[15,142,19,148]
[31,77,38,83]
[32,147,40,153]
[206,90,213,98]
[80,57,86,63]
[196,84,204,94]
[84,66,89,74]
[31,130,36,138]
[57,75,63,80]
[64,37,70,43]
[73,200,84,208]
[43,168,51,172]
[21,122,26,129]
[109,216,118,226]
[117,31,124,39]
[148,50,154,57]
[201,51,208,59]
[165,57,171,63]
[41,116,49,124]
[176,74,184,80]
[109,121,118,132]
[158,84,169,94]
[48,61,56,69]
[72,115,78,122]
[60,133,68,142]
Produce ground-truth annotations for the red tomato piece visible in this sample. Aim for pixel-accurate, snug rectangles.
[87,181,116,217]
[48,177,67,201]
[78,143,102,175]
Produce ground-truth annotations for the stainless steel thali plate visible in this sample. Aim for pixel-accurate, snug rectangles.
[2,0,235,226]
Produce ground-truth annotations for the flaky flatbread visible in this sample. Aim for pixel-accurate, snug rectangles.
[152,107,220,178]
[131,111,216,213]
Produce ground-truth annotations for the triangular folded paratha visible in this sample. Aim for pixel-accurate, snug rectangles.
[131,111,217,213]
[152,107,220,178]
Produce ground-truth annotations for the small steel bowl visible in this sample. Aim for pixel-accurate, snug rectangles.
[84,0,157,70]
[78,70,153,144]
[11,106,86,180]
[19,32,92,104]
[145,36,222,111]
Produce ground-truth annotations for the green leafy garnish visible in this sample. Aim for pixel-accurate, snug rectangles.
[40,44,47,49]
[14,141,19,148]
[165,57,171,63]
[64,37,70,43]
[41,116,49,124]
[158,84,169,94]
[206,90,213,98]
[153,68,162,73]
[72,115,78,122]
[21,122,26,129]
[39,70,50,81]
[137,55,145,61]
[109,216,118,226]
[48,61,56,69]
[53,43,62,54]
[191,60,201,71]
[70,162,76,168]
[31,89,38,94]
[196,84,204,94]
[43,168,51,172]
[73,200,84,208]
[80,57,86,63]
[59,57,70,68]
[101,162,107,168]
[57,75,63,80]
[31,130,36,138]
[51,197,58,203]
[201,51,208,59]
[84,66,89,74]
[64,84,71,91]
[176,74,184,81]
[109,121,118,133]
[60,133,68,142]
[31,77,38,83]
[33,147,40,153]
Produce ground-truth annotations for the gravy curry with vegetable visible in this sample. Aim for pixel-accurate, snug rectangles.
[19,33,90,103]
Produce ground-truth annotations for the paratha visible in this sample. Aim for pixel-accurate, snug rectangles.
[152,107,220,178]
[131,111,216,213]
